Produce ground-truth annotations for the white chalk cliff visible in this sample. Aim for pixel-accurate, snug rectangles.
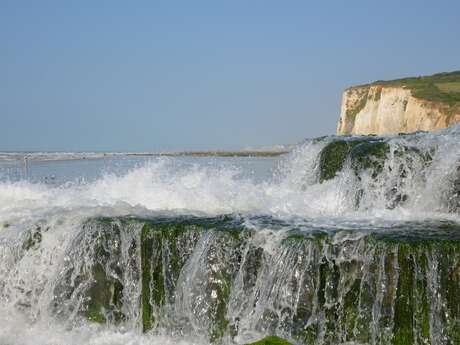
[337,84,460,135]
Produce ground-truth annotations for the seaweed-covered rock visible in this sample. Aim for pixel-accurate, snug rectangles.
[318,138,392,183]
[52,218,135,324]
[85,262,124,323]
[318,140,365,182]
[140,220,202,331]
[48,216,460,344]
[350,140,390,178]
[244,335,293,345]
[21,224,46,251]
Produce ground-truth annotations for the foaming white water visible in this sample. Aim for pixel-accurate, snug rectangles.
[1,126,460,225]
[0,160,415,225]
[0,157,319,223]
[0,210,210,345]
[0,315,206,345]
[1,125,460,345]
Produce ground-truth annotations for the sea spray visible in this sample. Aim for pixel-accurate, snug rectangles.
[1,126,460,344]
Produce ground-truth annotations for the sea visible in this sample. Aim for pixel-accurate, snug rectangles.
[0,126,459,345]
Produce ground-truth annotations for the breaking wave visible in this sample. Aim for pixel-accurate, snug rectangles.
[1,126,460,345]
[1,126,460,225]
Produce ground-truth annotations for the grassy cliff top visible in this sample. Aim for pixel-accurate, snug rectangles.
[353,70,460,105]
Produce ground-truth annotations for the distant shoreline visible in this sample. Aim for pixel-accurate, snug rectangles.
[0,150,290,163]
[126,150,289,158]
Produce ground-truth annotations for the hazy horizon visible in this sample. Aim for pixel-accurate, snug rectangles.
[2,0,459,151]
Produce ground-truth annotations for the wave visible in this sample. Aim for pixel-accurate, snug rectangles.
[2,126,460,344]
[1,126,460,227]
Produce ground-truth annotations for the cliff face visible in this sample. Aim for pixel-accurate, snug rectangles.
[337,73,460,135]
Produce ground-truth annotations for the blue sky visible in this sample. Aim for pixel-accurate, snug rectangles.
[1,1,459,151]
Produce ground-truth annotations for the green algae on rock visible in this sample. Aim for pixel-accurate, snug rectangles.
[140,220,202,331]
[49,216,460,344]
[244,335,293,345]
[317,137,390,183]
[315,135,444,211]
[138,216,246,338]
[51,218,135,324]
[318,139,365,182]
[85,262,124,324]
[349,140,390,178]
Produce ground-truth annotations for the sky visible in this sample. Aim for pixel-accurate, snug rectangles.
[1,1,460,151]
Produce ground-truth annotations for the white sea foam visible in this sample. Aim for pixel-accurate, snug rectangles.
[1,127,460,344]
[0,313,206,345]
[1,126,459,227]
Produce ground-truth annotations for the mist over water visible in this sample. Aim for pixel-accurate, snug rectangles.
[1,126,460,345]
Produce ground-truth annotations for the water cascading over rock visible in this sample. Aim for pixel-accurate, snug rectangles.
[2,127,460,345]
[310,131,458,213]
[7,216,459,345]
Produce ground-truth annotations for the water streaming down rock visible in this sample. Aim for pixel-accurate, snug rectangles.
[1,126,460,345]
[3,216,460,345]
[299,130,458,214]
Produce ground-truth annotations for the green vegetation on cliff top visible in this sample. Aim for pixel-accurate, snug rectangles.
[356,70,460,105]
